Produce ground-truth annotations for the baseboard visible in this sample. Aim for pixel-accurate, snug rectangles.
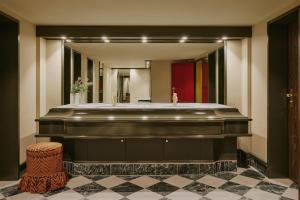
[19,162,26,178]
[64,160,237,176]
[237,149,267,175]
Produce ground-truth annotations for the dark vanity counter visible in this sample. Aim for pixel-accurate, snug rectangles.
[38,103,251,138]
[36,103,251,163]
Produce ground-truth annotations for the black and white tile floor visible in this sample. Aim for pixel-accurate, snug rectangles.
[0,167,298,200]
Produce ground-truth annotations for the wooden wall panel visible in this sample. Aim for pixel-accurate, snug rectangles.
[73,51,81,81]
[64,47,71,104]
[208,52,216,103]
[87,59,93,103]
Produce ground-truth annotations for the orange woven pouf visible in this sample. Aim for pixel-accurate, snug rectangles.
[19,142,68,193]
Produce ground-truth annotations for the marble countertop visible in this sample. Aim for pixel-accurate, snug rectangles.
[56,103,232,110]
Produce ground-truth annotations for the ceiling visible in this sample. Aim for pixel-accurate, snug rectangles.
[66,43,222,68]
[0,0,295,25]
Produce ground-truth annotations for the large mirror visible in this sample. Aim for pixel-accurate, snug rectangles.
[63,42,225,105]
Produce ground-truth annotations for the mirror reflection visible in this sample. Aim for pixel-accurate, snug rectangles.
[63,42,225,105]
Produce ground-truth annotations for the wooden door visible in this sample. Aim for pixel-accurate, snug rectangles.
[287,20,298,183]
[171,62,195,102]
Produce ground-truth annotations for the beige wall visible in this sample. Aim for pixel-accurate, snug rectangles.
[0,5,38,164]
[46,40,63,111]
[226,40,252,153]
[37,38,47,117]
[226,41,242,109]
[93,60,100,103]
[130,69,151,103]
[151,60,172,102]
[19,19,37,164]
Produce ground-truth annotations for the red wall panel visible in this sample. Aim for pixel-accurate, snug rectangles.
[171,62,195,102]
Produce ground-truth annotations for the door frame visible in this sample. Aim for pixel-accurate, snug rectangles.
[267,7,300,182]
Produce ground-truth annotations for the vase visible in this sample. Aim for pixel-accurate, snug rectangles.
[74,93,81,105]
[80,92,86,104]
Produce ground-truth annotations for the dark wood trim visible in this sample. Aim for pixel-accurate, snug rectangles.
[73,51,81,81]
[208,52,217,103]
[298,6,300,187]
[63,46,71,104]
[87,58,93,103]
[0,10,19,23]
[237,149,268,175]
[0,12,20,180]
[36,26,252,39]
[268,6,299,25]
[218,47,225,104]
[19,162,26,177]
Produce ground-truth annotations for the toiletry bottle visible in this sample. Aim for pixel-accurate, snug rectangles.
[112,95,117,106]
[172,92,178,106]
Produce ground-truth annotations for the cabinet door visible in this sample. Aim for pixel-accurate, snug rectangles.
[126,139,164,161]
[164,139,213,160]
[87,139,126,161]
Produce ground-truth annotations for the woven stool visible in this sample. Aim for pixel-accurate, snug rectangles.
[19,142,68,193]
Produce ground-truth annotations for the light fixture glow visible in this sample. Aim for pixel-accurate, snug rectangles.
[195,112,206,115]
[66,39,72,43]
[104,39,110,43]
[101,36,108,40]
[142,116,148,120]
[142,36,148,43]
[145,60,151,68]
[175,116,182,120]
[217,39,223,43]
[222,36,228,40]
[181,36,188,40]
[179,36,188,43]
[61,36,66,40]
[108,116,115,120]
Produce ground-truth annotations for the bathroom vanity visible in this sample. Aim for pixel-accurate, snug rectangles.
[36,103,251,163]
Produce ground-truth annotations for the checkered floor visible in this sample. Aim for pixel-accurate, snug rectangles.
[0,167,298,200]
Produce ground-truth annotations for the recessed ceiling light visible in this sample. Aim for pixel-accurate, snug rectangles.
[61,36,66,40]
[179,36,188,43]
[222,36,228,40]
[66,39,72,43]
[101,36,108,40]
[181,36,188,40]
[217,39,223,43]
[142,36,148,43]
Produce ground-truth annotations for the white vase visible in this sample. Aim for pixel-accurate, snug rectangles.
[80,92,86,104]
[74,93,81,105]
[70,93,74,104]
